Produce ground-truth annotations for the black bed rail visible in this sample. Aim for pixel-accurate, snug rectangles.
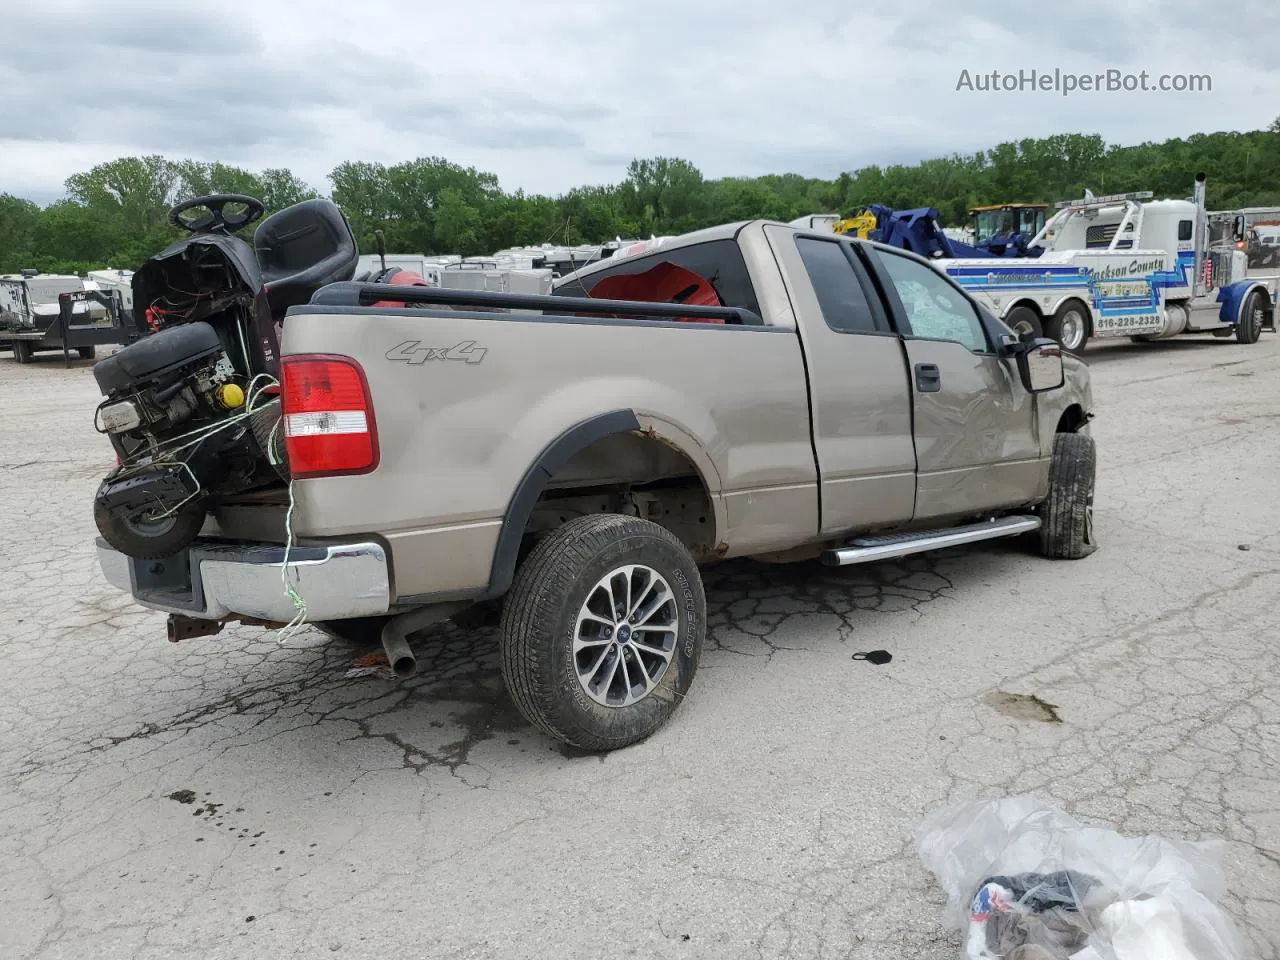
[305,281,764,325]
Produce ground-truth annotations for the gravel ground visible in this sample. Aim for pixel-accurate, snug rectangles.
[2,331,1278,959]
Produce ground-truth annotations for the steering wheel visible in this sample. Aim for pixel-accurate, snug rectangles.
[167,194,266,234]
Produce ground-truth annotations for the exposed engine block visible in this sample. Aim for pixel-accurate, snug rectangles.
[90,322,279,559]
[94,322,241,440]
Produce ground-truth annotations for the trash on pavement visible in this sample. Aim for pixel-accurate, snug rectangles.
[916,795,1245,959]
[343,651,396,680]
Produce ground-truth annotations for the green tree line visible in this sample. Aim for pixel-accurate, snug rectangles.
[4,122,1279,276]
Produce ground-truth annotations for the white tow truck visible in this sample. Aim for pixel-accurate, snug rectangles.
[935,174,1277,352]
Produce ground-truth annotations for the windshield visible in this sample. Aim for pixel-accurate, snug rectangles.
[972,210,1010,244]
[973,207,1045,244]
[1018,207,1046,237]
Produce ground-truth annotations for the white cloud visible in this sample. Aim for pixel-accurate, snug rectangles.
[1,0,1276,202]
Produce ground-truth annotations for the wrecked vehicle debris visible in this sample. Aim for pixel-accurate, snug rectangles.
[95,214,1096,752]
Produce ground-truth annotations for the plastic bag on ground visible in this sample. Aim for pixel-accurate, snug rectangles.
[915,795,1245,960]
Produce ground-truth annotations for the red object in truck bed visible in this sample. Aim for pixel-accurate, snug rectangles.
[587,262,726,323]
[370,268,432,309]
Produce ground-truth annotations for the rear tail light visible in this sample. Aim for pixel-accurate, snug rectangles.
[280,355,379,478]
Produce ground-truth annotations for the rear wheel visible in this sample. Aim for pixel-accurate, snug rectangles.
[1038,432,1097,560]
[499,514,705,752]
[78,345,96,360]
[12,340,33,364]
[1004,305,1043,340]
[1236,290,1264,344]
[1046,300,1090,354]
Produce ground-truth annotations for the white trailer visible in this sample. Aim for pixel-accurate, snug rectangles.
[84,269,136,312]
[932,176,1277,352]
[0,272,88,328]
[1,271,138,364]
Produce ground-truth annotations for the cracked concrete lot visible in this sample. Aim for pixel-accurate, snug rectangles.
[2,334,1278,960]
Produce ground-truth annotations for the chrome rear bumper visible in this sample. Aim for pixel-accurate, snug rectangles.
[96,537,392,622]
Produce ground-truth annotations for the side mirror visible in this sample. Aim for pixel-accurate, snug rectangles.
[1017,340,1065,393]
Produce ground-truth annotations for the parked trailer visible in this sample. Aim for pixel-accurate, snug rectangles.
[85,269,136,312]
[0,286,141,366]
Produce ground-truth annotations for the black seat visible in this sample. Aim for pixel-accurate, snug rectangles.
[253,199,359,316]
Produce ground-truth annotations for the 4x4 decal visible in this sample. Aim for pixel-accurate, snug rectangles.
[385,340,487,365]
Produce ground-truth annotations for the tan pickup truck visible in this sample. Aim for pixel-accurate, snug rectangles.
[97,219,1097,752]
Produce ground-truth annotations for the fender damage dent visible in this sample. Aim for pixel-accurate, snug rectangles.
[1063,355,1093,417]
[484,410,640,599]
[633,413,730,557]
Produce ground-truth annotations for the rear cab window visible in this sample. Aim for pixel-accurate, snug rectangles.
[794,236,889,334]
[552,238,763,324]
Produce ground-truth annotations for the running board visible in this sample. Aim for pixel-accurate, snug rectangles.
[821,515,1041,566]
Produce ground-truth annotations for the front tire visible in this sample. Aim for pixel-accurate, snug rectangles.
[499,514,706,752]
[1236,291,1264,345]
[1038,432,1097,560]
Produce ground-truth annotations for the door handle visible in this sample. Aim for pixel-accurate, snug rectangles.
[914,363,942,393]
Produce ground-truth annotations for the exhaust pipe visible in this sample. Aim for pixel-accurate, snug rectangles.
[379,601,473,679]
[381,622,417,678]
[1191,172,1209,296]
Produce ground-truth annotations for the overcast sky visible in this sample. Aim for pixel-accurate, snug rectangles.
[3,0,1277,204]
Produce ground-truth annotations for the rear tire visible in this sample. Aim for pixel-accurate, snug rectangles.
[13,340,33,364]
[1236,290,1264,344]
[1038,432,1097,560]
[1005,305,1043,341]
[499,514,705,752]
[78,345,96,360]
[1046,300,1090,354]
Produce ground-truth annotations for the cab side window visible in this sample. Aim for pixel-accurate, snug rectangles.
[876,251,990,353]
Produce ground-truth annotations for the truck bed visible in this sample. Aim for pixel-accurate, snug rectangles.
[280,282,820,599]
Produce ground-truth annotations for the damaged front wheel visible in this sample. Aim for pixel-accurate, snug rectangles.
[1037,432,1097,560]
